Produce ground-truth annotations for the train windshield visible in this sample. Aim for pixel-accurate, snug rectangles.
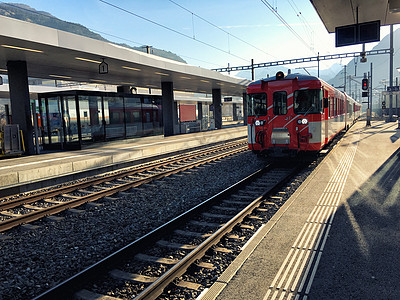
[247,93,267,116]
[293,89,323,114]
[273,91,287,115]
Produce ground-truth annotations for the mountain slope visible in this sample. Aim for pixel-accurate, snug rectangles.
[0,3,187,63]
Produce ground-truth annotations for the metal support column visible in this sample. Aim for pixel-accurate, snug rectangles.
[161,82,176,136]
[366,71,371,127]
[370,63,373,121]
[7,60,34,154]
[251,59,255,81]
[212,89,222,129]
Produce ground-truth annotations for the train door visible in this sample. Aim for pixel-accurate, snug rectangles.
[270,91,290,145]
[323,92,329,145]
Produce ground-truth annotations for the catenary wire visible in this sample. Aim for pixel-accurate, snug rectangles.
[168,0,276,59]
[99,0,249,62]
[260,0,316,55]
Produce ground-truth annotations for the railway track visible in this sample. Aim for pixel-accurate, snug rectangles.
[34,161,305,300]
[0,140,246,233]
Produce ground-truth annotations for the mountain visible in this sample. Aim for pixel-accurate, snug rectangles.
[0,3,187,64]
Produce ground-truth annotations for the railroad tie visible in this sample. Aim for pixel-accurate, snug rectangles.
[22,204,44,211]
[46,216,64,222]
[231,194,255,200]
[212,205,238,212]
[174,229,212,238]
[175,280,202,291]
[43,198,63,204]
[75,289,120,300]
[202,212,232,220]
[156,240,197,250]
[226,234,245,241]
[195,261,215,269]
[134,253,179,265]
[109,269,157,283]
[0,211,20,217]
[238,224,255,230]
[222,199,248,206]
[213,247,232,253]
[190,220,222,228]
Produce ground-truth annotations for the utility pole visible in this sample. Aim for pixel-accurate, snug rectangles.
[366,71,371,126]
[370,63,373,122]
[251,59,255,81]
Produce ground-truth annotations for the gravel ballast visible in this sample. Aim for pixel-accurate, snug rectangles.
[0,151,267,299]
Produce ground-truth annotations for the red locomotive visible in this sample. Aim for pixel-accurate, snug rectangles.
[247,71,361,156]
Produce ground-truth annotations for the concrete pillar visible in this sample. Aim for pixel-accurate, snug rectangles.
[243,92,248,125]
[7,60,34,154]
[161,82,176,136]
[197,101,203,120]
[212,88,222,129]
[233,103,238,121]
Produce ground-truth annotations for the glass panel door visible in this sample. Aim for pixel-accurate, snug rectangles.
[104,96,125,139]
[39,97,49,145]
[62,96,79,143]
[78,95,105,142]
[125,96,142,137]
[47,97,63,144]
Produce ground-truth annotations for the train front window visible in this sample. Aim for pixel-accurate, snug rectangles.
[294,89,322,114]
[247,93,267,116]
[273,91,287,115]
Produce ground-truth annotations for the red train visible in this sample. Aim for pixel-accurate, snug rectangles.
[247,71,361,156]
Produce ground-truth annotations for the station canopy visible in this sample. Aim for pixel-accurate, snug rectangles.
[0,16,249,97]
[311,0,400,33]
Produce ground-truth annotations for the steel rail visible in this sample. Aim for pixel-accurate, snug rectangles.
[134,164,302,299]
[34,162,304,300]
[0,139,246,211]
[0,145,247,233]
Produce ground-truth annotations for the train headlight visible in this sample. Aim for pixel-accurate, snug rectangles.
[255,120,264,126]
[297,118,309,125]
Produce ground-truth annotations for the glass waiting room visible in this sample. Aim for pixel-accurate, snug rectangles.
[38,90,163,150]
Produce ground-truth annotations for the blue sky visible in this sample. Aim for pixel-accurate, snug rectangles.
[5,0,398,71]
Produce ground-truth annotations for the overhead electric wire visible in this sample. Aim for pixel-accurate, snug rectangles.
[168,0,276,59]
[0,1,224,69]
[286,0,313,41]
[99,0,249,62]
[260,0,316,55]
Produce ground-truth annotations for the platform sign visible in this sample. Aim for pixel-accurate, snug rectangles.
[335,20,380,47]
[99,59,108,74]
[387,86,400,92]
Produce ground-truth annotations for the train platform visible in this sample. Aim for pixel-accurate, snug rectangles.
[0,126,246,197]
[200,120,400,300]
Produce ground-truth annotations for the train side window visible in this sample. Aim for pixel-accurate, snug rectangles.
[247,93,267,116]
[273,91,287,115]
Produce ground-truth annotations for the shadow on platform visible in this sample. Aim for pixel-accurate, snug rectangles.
[308,148,400,299]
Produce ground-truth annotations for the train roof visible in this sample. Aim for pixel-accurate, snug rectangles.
[249,73,319,86]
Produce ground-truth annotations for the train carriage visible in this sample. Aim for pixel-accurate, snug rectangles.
[247,72,361,156]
